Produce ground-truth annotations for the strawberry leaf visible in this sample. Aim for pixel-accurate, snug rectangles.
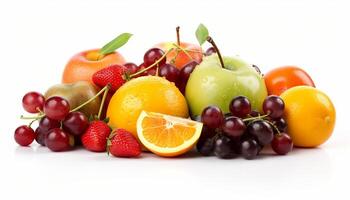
[195,24,209,46]
[99,33,133,55]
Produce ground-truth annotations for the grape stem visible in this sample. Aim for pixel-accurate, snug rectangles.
[172,43,193,60]
[97,84,110,119]
[242,114,269,122]
[264,120,281,134]
[70,85,110,112]
[20,85,111,120]
[129,48,175,78]
[206,36,225,68]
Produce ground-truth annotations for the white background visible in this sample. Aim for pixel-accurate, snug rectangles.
[1,0,349,199]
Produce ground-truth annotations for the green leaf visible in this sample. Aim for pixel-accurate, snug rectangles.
[195,24,209,46]
[99,33,133,55]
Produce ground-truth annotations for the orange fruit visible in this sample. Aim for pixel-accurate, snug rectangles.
[106,76,189,140]
[137,111,203,157]
[281,86,336,147]
[62,49,125,84]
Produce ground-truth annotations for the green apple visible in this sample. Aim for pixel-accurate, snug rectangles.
[185,54,267,117]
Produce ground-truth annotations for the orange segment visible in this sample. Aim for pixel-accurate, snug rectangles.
[137,111,203,157]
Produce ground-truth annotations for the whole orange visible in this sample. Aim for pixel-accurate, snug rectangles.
[281,86,336,147]
[62,49,125,84]
[107,76,189,139]
[264,66,315,96]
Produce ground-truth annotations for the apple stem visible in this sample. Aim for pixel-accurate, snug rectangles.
[176,26,180,46]
[130,48,174,78]
[207,36,225,68]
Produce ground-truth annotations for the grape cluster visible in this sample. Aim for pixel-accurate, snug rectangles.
[197,95,293,159]
[124,47,209,94]
[15,92,89,152]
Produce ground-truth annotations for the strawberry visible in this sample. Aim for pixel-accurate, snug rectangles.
[81,120,111,152]
[92,65,127,92]
[107,129,141,157]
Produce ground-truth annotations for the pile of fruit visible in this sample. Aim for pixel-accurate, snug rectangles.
[14,24,336,159]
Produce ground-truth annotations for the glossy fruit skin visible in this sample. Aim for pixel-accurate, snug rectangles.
[271,133,293,155]
[124,63,139,74]
[107,76,188,139]
[44,96,70,120]
[241,139,259,160]
[155,42,203,69]
[62,49,125,84]
[214,135,236,159]
[247,120,274,145]
[81,120,111,152]
[201,106,224,129]
[186,54,267,117]
[281,86,336,147]
[14,125,35,146]
[108,129,141,157]
[144,48,166,67]
[159,64,180,82]
[62,112,89,136]
[45,128,73,152]
[176,61,199,93]
[264,66,315,96]
[22,92,45,113]
[229,96,252,118]
[39,117,61,132]
[45,81,101,117]
[196,137,214,156]
[35,127,46,146]
[92,64,127,92]
[222,116,246,138]
[263,95,285,119]
[274,118,287,133]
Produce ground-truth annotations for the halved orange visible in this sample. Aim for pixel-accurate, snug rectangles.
[137,111,203,157]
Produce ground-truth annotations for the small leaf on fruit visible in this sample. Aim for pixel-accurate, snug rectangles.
[99,33,133,55]
[196,24,209,46]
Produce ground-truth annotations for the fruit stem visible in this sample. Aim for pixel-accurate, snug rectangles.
[172,43,193,60]
[242,114,269,122]
[130,48,174,78]
[265,120,281,134]
[70,85,110,112]
[97,84,110,119]
[28,118,39,127]
[176,26,181,46]
[20,113,45,120]
[206,36,224,68]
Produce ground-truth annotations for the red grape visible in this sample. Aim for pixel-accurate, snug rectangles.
[35,127,47,146]
[62,112,89,136]
[263,95,285,119]
[176,61,198,93]
[159,63,180,82]
[214,135,236,158]
[271,133,293,155]
[39,116,60,131]
[124,63,139,74]
[201,106,224,129]
[247,120,274,145]
[229,96,252,118]
[22,92,45,113]
[14,125,35,146]
[222,116,246,138]
[144,48,166,67]
[241,139,259,160]
[44,96,70,120]
[45,128,74,152]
